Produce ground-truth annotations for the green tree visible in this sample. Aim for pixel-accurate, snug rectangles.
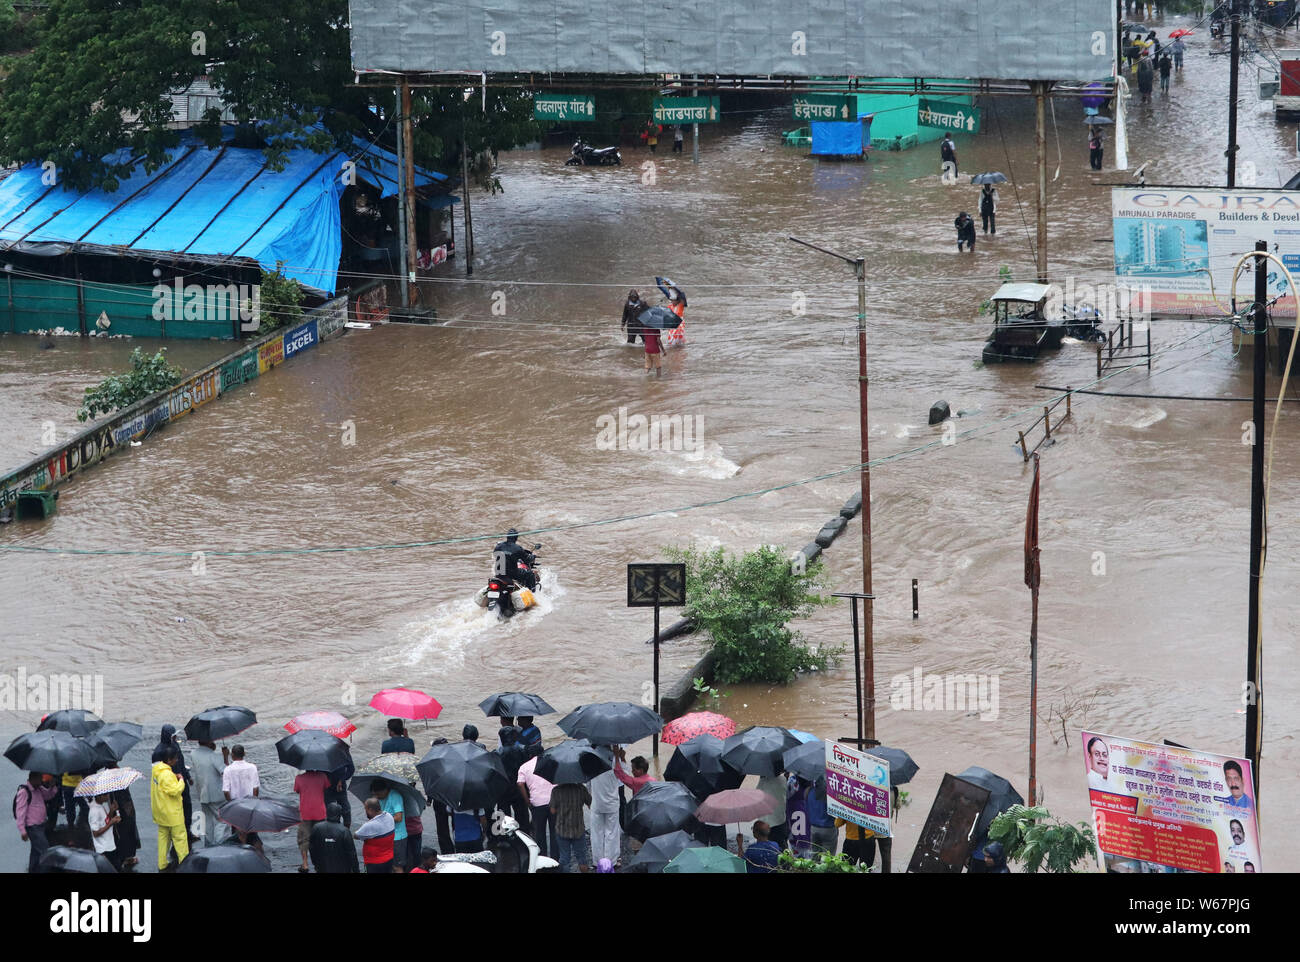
[78,348,182,421]
[257,267,304,333]
[667,544,837,685]
[986,804,1099,873]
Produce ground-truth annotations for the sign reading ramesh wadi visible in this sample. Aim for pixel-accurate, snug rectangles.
[918,99,980,133]
[652,97,720,124]
[534,94,596,122]
[1082,731,1263,873]
[825,741,891,837]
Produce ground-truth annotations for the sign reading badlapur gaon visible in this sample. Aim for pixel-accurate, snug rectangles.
[1082,731,1263,873]
[824,741,891,836]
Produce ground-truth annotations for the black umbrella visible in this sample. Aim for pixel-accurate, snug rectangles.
[478,692,556,718]
[865,746,919,785]
[185,706,257,742]
[969,171,1008,185]
[721,726,800,777]
[534,739,611,785]
[350,771,427,817]
[39,845,117,873]
[624,781,700,841]
[782,739,828,783]
[1083,116,1115,126]
[275,730,351,772]
[416,741,511,810]
[177,843,271,873]
[36,709,104,738]
[635,306,681,330]
[557,702,664,746]
[5,730,97,775]
[217,797,301,833]
[957,766,1026,844]
[628,830,706,873]
[664,734,743,798]
[82,722,144,766]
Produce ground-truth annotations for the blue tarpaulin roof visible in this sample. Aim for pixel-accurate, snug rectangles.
[811,114,873,157]
[0,136,452,295]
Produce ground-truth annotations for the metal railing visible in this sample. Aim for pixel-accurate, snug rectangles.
[1016,387,1072,463]
[1096,316,1153,377]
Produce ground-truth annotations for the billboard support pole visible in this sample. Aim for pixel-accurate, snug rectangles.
[1034,81,1049,284]
[692,76,700,164]
[1247,239,1266,798]
[395,87,410,309]
[401,81,419,305]
[1228,0,1241,186]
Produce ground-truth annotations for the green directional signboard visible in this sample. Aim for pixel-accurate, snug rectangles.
[652,96,720,124]
[917,99,981,134]
[792,94,857,122]
[534,94,596,122]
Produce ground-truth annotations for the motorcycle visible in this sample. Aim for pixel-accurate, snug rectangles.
[565,139,622,166]
[436,815,560,873]
[474,543,542,619]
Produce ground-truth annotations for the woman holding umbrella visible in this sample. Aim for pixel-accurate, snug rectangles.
[1089,126,1104,170]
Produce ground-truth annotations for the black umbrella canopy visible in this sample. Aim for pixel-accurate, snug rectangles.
[636,306,682,330]
[82,722,144,766]
[350,771,427,817]
[782,740,828,783]
[623,781,700,842]
[275,730,351,772]
[177,843,271,874]
[36,709,104,738]
[185,706,257,742]
[217,797,301,833]
[865,746,919,785]
[664,735,743,799]
[721,726,800,777]
[557,702,664,746]
[534,739,612,785]
[628,830,706,873]
[1083,116,1115,125]
[969,171,1008,185]
[416,740,511,810]
[957,766,1025,844]
[478,692,556,718]
[39,845,117,873]
[5,730,97,775]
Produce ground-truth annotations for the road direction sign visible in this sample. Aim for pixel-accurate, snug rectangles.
[918,99,981,133]
[652,97,720,124]
[534,94,596,122]
[793,94,857,121]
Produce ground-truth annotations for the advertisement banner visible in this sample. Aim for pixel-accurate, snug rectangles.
[824,742,891,837]
[1082,731,1262,873]
[257,335,285,373]
[1112,187,1300,317]
[282,318,319,359]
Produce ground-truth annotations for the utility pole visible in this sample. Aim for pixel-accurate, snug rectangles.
[461,113,474,277]
[1247,239,1266,798]
[1034,81,1049,284]
[401,82,418,305]
[789,236,875,740]
[1228,0,1241,186]
[692,76,700,164]
[395,87,410,309]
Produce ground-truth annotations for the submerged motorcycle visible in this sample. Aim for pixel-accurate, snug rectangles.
[565,139,622,166]
[474,543,542,619]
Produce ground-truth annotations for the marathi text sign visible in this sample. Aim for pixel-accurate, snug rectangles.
[793,94,856,121]
[652,97,720,124]
[824,742,890,837]
[1082,731,1262,873]
[1112,187,1300,318]
[918,99,980,133]
[534,95,596,122]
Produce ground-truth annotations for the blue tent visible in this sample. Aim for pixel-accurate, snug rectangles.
[0,135,451,296]
[811,114,873,157]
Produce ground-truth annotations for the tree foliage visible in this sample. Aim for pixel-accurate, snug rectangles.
[987,804,1098,874]
[776,850,872,874]
[77,347,182,422]
[667,544,837,685]
[258,267,304,333]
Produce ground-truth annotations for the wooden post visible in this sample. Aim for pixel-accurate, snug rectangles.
[1043,406,1051,439]
[1097,340,1102,378]
[1147,323,1152,370]
[1018,430,1029,462]
[1065,385,1072,417]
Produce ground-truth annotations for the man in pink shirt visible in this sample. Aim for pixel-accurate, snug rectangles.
[516,755,554,857]
[15,772,59,873]
[294,770,330,873]
[613,747,655,795]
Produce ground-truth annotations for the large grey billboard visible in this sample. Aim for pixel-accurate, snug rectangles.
[349,0,1115,82]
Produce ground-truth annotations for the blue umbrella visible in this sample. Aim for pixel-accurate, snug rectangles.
[655,276,687,306]
[788,729,819,744]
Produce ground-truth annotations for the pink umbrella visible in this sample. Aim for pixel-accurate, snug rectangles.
[661,711,736,746]
[369,688,443,721]
[284,710,357,738]
[696,788,776,825]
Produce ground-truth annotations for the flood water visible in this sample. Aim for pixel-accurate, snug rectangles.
[3,12,1298,870]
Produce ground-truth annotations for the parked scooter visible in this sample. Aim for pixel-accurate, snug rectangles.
[565,139,622,166]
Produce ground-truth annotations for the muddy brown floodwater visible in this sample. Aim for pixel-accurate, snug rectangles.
[2,12,1298,871]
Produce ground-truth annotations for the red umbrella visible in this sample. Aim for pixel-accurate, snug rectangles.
[695,788,775,825]
[369,688,442,720]
[661,711,735,746]
[284,710,356,738]
[1169,28,1194,38]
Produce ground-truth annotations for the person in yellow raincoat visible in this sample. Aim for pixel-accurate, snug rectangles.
[151,747,188,870]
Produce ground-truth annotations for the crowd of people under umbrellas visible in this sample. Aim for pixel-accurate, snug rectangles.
[7,694,923,874]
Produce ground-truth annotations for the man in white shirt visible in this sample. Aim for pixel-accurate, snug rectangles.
[588,747,622,865]
[756,773,789,847]
[87,793,121,871]
[1085,736,1111,792]
[192,740,230,845]
[221,745,260,801]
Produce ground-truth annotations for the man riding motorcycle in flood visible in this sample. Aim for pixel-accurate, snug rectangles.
[492,529,537,591]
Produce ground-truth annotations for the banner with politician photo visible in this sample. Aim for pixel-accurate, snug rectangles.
[1081,731,1261,874]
